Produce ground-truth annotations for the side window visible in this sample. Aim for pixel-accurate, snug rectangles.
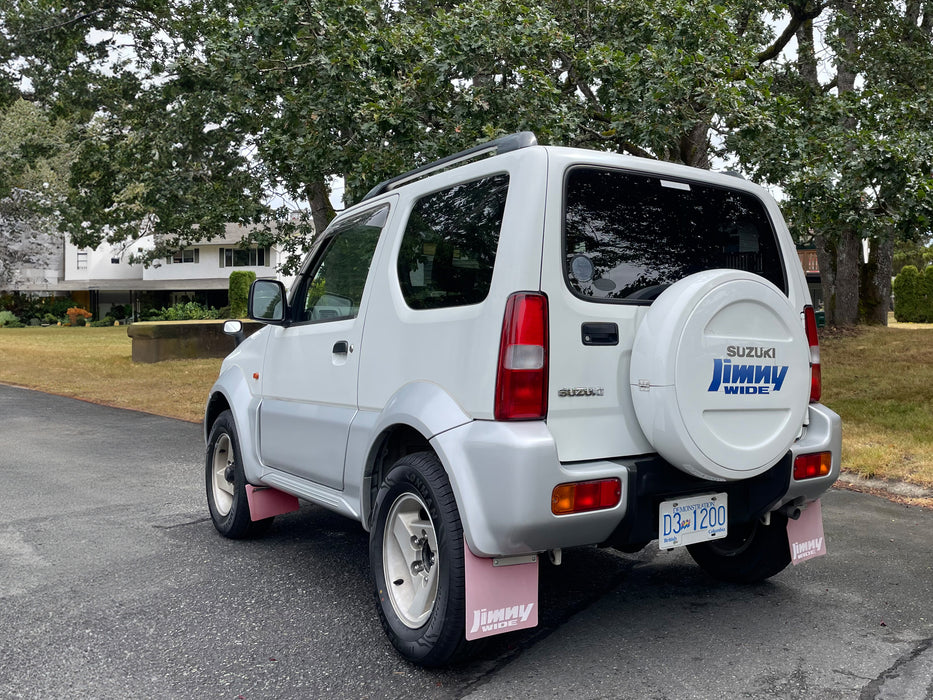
[296,206,387,323]
[397,173,509,310]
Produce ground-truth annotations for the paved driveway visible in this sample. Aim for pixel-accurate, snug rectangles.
[1,384,931,699]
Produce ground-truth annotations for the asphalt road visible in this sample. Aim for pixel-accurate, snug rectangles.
[1,383,931,700]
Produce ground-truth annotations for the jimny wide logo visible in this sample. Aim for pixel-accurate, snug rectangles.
[707,356,789,395]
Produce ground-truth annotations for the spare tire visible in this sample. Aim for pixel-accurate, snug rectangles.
[629,270,810,481]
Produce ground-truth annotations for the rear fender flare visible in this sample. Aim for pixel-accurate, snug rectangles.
[356,382,472,528]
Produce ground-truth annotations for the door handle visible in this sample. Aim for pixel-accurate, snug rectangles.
[581,322,619,346]
[333,340,350,354]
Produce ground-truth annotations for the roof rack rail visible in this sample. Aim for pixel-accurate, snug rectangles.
[361,131,538,201]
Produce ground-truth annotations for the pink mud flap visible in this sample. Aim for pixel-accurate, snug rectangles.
[245,485,300,521]
[787,498,827,565]
[464,544,539,641]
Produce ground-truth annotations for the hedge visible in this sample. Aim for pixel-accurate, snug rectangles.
[228,270,257,319]
[892,265,933,322]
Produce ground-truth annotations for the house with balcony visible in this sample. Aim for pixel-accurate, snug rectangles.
[797,246,823,310]
[6,224,295,320]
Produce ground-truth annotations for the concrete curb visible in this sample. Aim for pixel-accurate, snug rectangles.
[836,471,933,503]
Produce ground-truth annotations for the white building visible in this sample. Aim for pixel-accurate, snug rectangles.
[7,224,295,319]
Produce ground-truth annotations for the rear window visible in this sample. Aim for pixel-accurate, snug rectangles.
[563,167,786,303]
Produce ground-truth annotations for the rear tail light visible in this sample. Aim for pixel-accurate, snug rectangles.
[804,305,821,402]
[794,452,832,480]
[552,479,622,515]
[495,292,548,420]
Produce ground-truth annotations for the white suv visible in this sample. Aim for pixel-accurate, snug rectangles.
[204,133,841,666]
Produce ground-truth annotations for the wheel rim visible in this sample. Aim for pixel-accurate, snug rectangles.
[210,433,236,516]
[382,492,439,629]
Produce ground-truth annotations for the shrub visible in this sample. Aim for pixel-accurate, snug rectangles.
[66,307,93,326]
[228,270,256,318]
[892,265,933,322]
[0,293,72,325]
[147,301,222,321]
[110,304,131,321]
[0,310,20,327]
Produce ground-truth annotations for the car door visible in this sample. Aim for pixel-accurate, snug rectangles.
[258,205,390,490]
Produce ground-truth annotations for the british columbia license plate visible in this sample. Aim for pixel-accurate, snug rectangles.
[658,493,728,549]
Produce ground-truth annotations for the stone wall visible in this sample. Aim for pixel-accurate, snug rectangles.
[126,320,265,363]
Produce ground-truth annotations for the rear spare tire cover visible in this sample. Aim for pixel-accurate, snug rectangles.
[630,269,810,481]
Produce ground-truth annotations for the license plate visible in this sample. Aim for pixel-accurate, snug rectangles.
[659,493,728,549]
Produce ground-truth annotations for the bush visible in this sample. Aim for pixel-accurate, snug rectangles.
[0,293,73,325]
[228,270,256,318]
[66,307,93,326]
[0,310,21,327]
[146,301,222,321]
[110,304,131,321]
[892,265,933,322]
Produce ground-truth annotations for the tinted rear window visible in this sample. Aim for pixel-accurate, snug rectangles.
[564,167,786,302]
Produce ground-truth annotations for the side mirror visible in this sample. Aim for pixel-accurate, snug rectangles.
[248,279,288,324]
[223,319,246,347]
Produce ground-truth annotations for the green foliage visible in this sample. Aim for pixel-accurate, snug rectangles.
[4,0,932,325]
[146,302,222,321]
[228,270,256,318]
[0,310,21,327]
[894,237,933,276]
[892,265,933,323]
[0,0,799,268]
[0,293,71,324]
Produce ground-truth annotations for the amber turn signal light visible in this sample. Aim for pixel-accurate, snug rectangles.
[552,478,621,515]
[793,452,832,480]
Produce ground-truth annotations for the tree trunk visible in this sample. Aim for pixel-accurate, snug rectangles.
[305,179,336,235]
[805,4,864,327]
[860,236,894,325]
[678,119,711,169]
[816,227,861,326]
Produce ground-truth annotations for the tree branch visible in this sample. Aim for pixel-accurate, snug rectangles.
[756,2,827,66]
[28,9,105,35]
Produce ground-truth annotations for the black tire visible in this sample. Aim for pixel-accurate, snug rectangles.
[369,451,470,667]
[687,513,791,584]
[205,410,273,539]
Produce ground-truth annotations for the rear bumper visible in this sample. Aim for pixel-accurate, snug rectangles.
[432,403,840,558]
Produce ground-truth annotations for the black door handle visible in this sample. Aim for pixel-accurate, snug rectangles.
[581,323,619,346]
[333,340,349,354]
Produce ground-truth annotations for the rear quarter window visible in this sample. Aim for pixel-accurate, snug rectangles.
[397,173,509,310]
[563,167,786,303]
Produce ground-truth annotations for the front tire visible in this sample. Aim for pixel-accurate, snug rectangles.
[369,452,469,666]
[205,410,273,539]
[687,513,791,584]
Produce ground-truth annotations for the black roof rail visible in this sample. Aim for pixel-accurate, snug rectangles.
[361,131,538,201]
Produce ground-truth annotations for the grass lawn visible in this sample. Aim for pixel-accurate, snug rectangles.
[821,318,933,489]
[0,326,220,424]
[1,321,932,489]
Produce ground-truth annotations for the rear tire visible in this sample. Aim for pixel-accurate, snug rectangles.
[369,451,470,666]
[205,410,273,539]
[687,513,791,584]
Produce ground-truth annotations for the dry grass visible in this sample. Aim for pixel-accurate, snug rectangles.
[820,316,933,489]
[2,320,932,489]
[0,326,220,423]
